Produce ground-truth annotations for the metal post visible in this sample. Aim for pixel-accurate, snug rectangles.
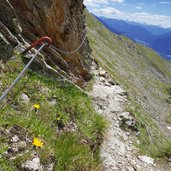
[0,43,47,102]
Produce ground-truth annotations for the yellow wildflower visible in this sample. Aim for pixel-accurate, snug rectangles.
[33,104,40,109]
[33,138,43,148]
[56,117,61,121]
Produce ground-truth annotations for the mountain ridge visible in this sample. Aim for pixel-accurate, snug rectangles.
[96,16,171,60]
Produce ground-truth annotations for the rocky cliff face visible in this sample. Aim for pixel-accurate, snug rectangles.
[0,0,92,87]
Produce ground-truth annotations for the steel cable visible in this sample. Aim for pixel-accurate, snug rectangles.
[50,33,87,55]
[0,43,48,101]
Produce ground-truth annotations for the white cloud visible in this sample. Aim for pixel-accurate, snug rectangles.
[160,1,171,4]
[129,12,171,28]
[111,0,124,2]
[84,0,124,7]
[91,7,171,28]
[84,0,107,7]
[84,0,171,28]
[92,7,121,18]
[136,6,142,9]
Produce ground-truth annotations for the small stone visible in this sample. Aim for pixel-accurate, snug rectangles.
[3,151,8,155]
[65,122,77,132]
[98,109,103,114]
[135,164,141,171]
[118,152,124,156]
[40,87,50,96]
[167,158,171,162]
[91,61,98,70]
[167,126,171,130]
[81,139,88,144]
[125,120,133,127]
[136,140,140,145]
[18,141,27,148]
[99,77,105,82]
[22,157,41,171]
[0,81,2,87]
[105,82,111,87]
[99,70,107,77]
[127,166,135,171]
[129,141,132,145]
[7,147,19,153]
[130,159,137,167]
[10,135,20,143]
[20,93,30,104]
[46,163,54,171]
[138,156,154,165]
[10,156,17,160]
[49,99,57,106]
[119,91,128,96]
[126,132,131,136]
[119,112,131,120]
[135,131,140,136]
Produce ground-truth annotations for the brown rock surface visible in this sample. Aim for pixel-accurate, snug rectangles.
[0,0,92,87]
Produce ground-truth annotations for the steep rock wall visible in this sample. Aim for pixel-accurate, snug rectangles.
[0,0,92,87]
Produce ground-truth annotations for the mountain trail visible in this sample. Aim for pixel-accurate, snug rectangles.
[89,62,169,171]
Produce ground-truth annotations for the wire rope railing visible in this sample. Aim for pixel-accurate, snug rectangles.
[0,37,52,101]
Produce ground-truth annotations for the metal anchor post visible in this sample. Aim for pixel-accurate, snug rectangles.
[0,36,52,102]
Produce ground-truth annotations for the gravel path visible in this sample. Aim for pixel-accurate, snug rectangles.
[90,64,169,171]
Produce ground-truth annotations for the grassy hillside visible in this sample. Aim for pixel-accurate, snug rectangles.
[0,55,106,170]
[86,11,171,158]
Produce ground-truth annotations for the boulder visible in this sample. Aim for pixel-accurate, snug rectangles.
[20,93,30,104]
[22,157,42,171]
[138,155,154,165]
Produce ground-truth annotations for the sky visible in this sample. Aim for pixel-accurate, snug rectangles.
[83,0,171,28]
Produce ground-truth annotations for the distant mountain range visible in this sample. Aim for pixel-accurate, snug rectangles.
[95,16,171,60]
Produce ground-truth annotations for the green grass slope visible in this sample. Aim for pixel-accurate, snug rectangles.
[0,55,106,170]
[86,11,171,158]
